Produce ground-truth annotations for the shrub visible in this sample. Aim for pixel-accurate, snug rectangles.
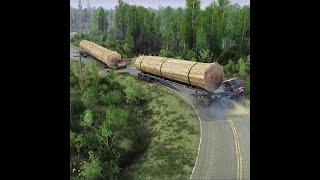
[71,90,84,131]
[224,55,250,98]
[124,80,147,105]
[238,56,250,78]
[224,60,238,76]
[81,87,99,108]
[199,49,211,62]
[78,151,103,179]
[182,50,197,61]
[70,72,79,88]
[159,48,174,58]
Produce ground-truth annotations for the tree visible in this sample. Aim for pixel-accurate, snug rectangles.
[124,80,147,104]
[81,87,99,108]
[199,49,211,62]
[70,71,79,88]
[77,0,82,11]
[196,15,207,54]
[97,7,106,33]
[70,89,84,132]
[160,7,184,55]
[238,56,250,78]
[77,0,83,30]
[115,0,129,40]
[91,7,106,34]
[70,130,77,153]
[202,0,232,62]
[81,109,93,127]
[83,61,100,87]
[104,11,109,34]
[183,0,201,50]
[91,8,98,33]
[73,133,86,153]
[237,6,250,56]
[81,8,90,28]
[78,151,103,179]
[98,106,128,152]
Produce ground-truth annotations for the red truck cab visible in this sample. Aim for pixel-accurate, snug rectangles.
[222,78,244,95]
[115,60,127,69]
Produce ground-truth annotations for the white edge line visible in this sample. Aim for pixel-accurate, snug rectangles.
[159,85,202,180]
[183,96,202,180]
[121,72,203,179]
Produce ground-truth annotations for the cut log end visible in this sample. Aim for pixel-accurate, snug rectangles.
[203,63,224,92]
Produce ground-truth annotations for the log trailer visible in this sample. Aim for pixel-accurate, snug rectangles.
[138,72,243,106]
[135,56,244,107]
[79,40,126,70]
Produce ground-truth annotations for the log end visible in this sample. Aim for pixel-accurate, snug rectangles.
[203,63,224,92]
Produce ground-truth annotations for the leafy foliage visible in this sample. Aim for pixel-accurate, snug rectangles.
[71,1,249,64]
[81,110,93,127]
[124,80,147,105]
[78,151,103,179]
[183,0,201,50]
[70,61,150,179]
[224,56,250,97]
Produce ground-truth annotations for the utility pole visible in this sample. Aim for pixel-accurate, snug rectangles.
[79,50,84,91]
[79,50,82,79]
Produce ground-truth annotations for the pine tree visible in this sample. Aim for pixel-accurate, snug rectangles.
[183,0,201,50]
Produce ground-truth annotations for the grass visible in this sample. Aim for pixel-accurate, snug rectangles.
[114,73,200,180]
[71,40,80,48]
[123,57,136,68]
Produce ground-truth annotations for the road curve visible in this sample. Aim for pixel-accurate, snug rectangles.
[70,45,250,179]
[118,67,250,180]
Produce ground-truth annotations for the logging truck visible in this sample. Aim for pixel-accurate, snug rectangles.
[135,56,244,106]
[79,40,126,70]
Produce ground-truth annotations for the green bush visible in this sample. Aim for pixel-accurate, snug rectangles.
[199,49,211,62]
[70,72,79,88]
[71,90,84,131]
[238,56,250,78]
[243,77,250,98]
[182,50,197,61]
[78,151,103,179]
[159,48,174,58]
[100,90,124,106]
[124,80,148,105]
[224,56,250,98]
[70,60,151,179]
[81,87,99,108]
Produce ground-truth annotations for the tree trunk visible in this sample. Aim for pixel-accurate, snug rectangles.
[239,17,247,56]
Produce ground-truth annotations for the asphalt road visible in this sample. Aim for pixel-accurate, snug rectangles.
[70,45,250,180]
[70,45,98,64]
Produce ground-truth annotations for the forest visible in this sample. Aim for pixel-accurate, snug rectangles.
[70,60,200,179]
[70,1,250,179]
[71,0,249,62]
[70,0,250,96]
[70,61,151,179]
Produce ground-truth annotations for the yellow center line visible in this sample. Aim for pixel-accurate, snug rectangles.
[227,117,243,180]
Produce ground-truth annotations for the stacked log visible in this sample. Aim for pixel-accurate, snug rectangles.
[79,40,122,69]
[135,56,224,92]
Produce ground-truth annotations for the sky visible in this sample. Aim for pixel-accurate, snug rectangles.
[70,0,250,9]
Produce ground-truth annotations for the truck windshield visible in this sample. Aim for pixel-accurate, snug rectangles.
[230,79,241,86]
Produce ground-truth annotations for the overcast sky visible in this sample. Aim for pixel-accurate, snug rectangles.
[70,0,250,9]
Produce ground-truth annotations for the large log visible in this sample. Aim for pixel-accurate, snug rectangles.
[79,40,122,69]
[135,56,224,92]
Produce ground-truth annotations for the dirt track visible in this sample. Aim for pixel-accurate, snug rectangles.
[70,45,250,179]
